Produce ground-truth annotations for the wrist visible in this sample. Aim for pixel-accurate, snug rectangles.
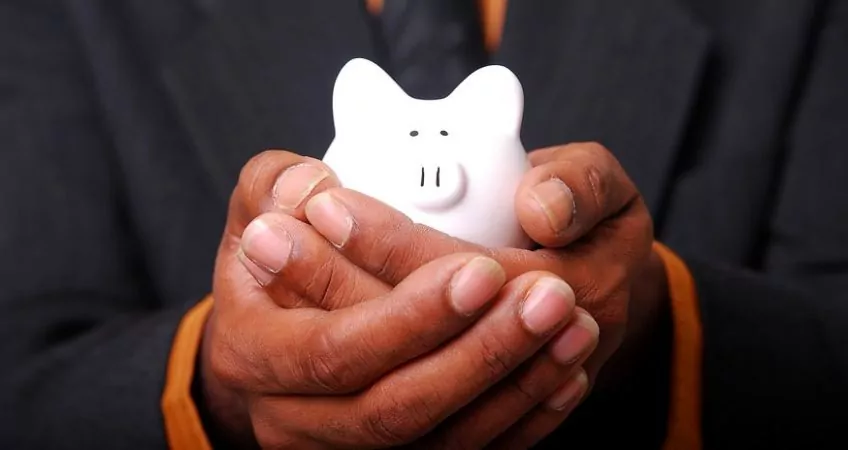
[597,247,672,389]
[193,310,260,450]
[629,246,671,345]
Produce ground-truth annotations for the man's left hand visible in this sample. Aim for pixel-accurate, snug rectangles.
[241,142,667,447]
[300,142,661,387]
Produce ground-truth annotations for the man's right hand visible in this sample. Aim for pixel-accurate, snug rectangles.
[200,151,598,449]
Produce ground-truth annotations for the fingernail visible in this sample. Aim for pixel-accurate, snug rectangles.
[450,257,506,315]
[305,193,353,247]
[237,248,275,286]
[550,311,600,365]
[520,277,575,335]
[273,163,329,211]
[530,179,575,234]
[547,369,589,411]
[241,217,293,274]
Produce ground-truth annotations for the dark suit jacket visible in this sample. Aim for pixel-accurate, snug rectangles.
[1,0,847,448]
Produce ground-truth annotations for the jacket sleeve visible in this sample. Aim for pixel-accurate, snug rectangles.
[551,3,848,449]
[0,2,199,448]
[684,1,848,448]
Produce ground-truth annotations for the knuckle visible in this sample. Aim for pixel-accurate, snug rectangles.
[361,390,438,446]
[303,330,362,392]
[361,405,413,446]
[574,276,604,307]
[304,347,350,393]
[584,163,608,212]
[572,141,611,165]
[582,141,616,163]
[477,332,519,378]
[301,253,339,306]
[366,219,421,283]
[238,150,279,188]
[512,371,549,403]
[573,142,622,208]
[374,237,404,281]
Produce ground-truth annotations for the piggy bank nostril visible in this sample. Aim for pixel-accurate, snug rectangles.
[420,166,443,188]
[408,162,466,210]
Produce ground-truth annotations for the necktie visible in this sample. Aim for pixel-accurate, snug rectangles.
[378,0,489,99]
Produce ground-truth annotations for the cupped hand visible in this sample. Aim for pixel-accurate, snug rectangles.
[255,142,660,403]
[200,151,597,449]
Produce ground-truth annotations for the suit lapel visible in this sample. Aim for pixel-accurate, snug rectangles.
[156,0,380,200]
[496,0,712,214]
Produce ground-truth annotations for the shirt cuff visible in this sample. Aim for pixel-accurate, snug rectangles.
[161,296,214,450]
[653,242,703,450]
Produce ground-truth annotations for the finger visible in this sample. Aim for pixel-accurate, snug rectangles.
[487,368,590,450]
[303,187,550,285]
[515,142,640,247]
[306,183,646,365]
[237,212,389,309]
[304,187,581,288]
[536,206,650,379]
[423,309,599,449]
[303,157,651,312]
[227,150,340,236]
[212,252,508,395]
[304,179,649,391]
[262,273,577,448]
[523,143,653,378]
[527,145,561,166]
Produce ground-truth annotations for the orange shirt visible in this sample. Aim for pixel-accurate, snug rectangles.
[161,2,704,449]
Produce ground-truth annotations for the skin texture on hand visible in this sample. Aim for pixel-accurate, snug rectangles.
[255,142,657,387]
[199,151,600,449]
[230,141,664,446]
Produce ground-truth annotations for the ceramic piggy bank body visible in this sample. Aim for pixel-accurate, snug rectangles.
[322,58,532,249]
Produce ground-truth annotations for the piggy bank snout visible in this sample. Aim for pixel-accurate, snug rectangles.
[407,159,466,211]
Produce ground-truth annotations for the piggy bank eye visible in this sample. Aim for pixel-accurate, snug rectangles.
[440,130,449,136]
[409,130,419,137]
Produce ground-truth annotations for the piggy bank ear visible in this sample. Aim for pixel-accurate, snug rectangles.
[447,65,524,136]
[332,58,407,136]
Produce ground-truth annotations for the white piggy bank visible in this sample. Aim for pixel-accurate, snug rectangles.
[322,58,532,249]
